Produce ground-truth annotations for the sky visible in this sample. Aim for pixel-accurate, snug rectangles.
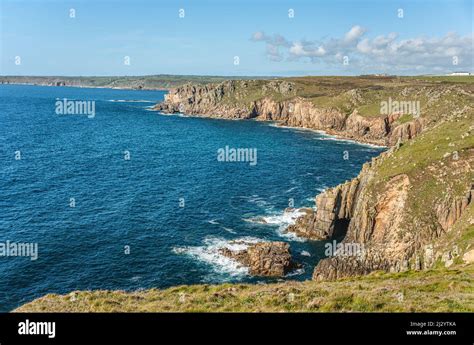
[0,0,472,76]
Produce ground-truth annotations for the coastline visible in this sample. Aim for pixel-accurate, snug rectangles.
[153,109,389,148]
[0,82,170,91]
[266,122,388,148]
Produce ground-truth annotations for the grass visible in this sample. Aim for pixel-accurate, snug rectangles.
[15,265,474,312]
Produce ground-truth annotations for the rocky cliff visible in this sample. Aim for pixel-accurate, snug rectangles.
[296,119,474,281]
[154,80,427,146]
[155,78,474,281]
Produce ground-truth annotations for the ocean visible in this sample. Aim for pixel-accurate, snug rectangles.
[0,84,384,311]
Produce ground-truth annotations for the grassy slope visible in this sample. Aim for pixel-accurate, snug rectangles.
[16,265,473,312]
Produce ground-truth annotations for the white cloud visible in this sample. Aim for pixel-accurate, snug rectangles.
[344,25,366,43]
[251,31,290,61]
[251,26,473,73]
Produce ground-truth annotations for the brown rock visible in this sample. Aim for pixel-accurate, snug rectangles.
[219,242,300,277]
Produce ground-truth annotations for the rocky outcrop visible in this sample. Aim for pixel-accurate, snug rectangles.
[387,117,424,146]
[436,187,473,231]
[155,81,253,119]
[286,179,360,240]
[154,81,425,146]
[308,150,474,281]
[219,241,300,277]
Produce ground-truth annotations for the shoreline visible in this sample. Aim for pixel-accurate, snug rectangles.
[0,82,170,91]
[266,122,388,149]
[154,109,389,149]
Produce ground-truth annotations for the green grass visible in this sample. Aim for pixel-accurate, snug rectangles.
[15,265,474,312]
[409,75,474,84]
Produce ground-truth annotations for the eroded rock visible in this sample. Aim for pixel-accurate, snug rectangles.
[219,241,300,277]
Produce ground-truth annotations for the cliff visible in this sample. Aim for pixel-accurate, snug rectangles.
[154,79,430,146]
[293,117,474,280]
[154,77,474,281]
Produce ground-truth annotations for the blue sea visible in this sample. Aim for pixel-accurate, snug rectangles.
[0,85,383,311]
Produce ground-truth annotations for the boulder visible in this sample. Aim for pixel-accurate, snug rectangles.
[220,241,299,277]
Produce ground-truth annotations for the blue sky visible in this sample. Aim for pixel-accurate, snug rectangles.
[0,0,472,76]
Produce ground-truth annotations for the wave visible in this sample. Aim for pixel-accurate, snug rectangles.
[285,267,305,277]
[172,236,264,277]
[222,227,236,234]
[314,136,386,148]
[229,194,274,211]
[208,219,219,225]
[107,99,155,103]
[268,122,386,149]
[244,208,307,242]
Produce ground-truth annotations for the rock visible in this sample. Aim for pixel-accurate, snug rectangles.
[462,249,474,264]
[219,242,300,277]
[387,118,424,145]
[436,187,473,231]
[286,176,363,240]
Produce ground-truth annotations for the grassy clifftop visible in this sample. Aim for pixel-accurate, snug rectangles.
[16,264,473,312]
[195,76,474,120]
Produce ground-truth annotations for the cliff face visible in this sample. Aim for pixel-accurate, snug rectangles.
[154,81,424,146]
[306,127,474,281]
[155,79,474,281]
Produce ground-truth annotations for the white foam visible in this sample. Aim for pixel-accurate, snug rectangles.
[285,186,298,193]
[261,208,306,225]
[268,122,386,148]
[208,219,219,225]
[107,99,155,103]
[301,250,311,257]
[245,208,308,242]
[222,227,236,234]
[314,136,386,148]
[246,195,270,207]
[172,236,264,277]
[285,267,305,277]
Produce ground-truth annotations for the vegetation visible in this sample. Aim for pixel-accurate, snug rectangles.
[16,264,473,312]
